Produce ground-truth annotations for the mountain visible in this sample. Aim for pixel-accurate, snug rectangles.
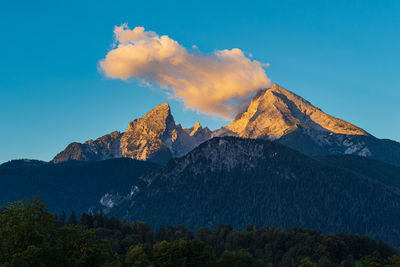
[102,137,400,246]
[225,84,400,166]
[120,103,212,164]
[315,154,400,192]
[52,83,400,166]
[227,84,368,138]
[53,104,211,165]
[53,131,123,163]
[0,158,159,215]
[278,131,400,166]
[119,103,176,164]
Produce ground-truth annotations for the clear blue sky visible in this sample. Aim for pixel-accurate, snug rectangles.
[1,0,399,163]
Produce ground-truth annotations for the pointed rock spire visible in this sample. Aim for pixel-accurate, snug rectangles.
[190,122,202,136]
[120,103,175,164]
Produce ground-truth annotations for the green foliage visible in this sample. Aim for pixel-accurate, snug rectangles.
[0,198,399,266]
[0,198,111,266]
[388,255,400,267]
[299,257,317,267]
[360,251,386,267]
[152,239,216,267]
[217,250,266,267]
[0,197,55,265]
[125,244,153,267]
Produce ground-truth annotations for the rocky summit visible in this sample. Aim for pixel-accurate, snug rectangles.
[53,83,400,166]
[222,84,400,165]
[53,103,211,165]
[226,83,368,138]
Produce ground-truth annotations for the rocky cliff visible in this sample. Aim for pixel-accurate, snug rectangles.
[227,83,368,138]
[53,104,211,164]
[53,83,400,166]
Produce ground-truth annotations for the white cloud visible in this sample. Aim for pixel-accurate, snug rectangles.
[100,24,271,119]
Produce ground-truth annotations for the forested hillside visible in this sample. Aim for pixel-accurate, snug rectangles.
[0,158,159,215]
[105,137,400,246]
[1,198,399,266]
[315,154,400,190]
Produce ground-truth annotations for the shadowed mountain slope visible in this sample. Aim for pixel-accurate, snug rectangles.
[104,137,400,246]
[0,158,159,215]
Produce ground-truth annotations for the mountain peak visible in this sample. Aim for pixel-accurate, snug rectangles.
[190,122,202,136]
[52,85,400,166]
[148,102,170,113]
[121,104,175,164]
[141,103,172,122]
[193,121,201,128]
[227,83,368,139]
[270,82,290,92]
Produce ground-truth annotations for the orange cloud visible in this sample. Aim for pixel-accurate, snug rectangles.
[100,24,271,119]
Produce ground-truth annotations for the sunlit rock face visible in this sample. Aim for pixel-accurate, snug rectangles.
[223,84,400,165]
[120,103,213,164]
[120,103,175,164]
[52,83,400,166]
[53,104,212,165]
[227,83,368,139]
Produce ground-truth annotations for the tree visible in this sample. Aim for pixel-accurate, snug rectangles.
[299,257,317,267]
[340,255,355,267]
[57,210,66,227]
[80,212,94,229]
[156,225,166,242]
[105,216,121,230]
[0,197,56,265]
[53,225,111,265]
[67,211,78,225]
[317,256,336,267]
[125,244,153,267]
[131,221,153,244]
[0,198,111,266]
[197,227,211,243]
[2,197,399,266]
[153,239,216,267]
[218,250,265,267]
[361,251,386,267]
[388,255,400,267]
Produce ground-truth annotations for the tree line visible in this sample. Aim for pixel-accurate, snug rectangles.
[0,198,399,266]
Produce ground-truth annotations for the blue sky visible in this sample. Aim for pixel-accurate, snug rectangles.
[1,0,399,163]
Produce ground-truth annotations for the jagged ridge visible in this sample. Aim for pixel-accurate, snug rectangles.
[53,104,211,164]
[53,83,400,166]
